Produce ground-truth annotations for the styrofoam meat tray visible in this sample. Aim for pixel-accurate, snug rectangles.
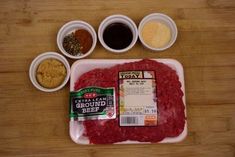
[69,59,187,144]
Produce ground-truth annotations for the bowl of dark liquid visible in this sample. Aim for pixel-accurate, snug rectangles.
[98,15,138,53]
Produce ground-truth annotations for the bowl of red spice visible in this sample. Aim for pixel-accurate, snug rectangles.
[57,21,97,59]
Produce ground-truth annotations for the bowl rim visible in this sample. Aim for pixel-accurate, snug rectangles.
[29,52,70,92]
[98,14,138,53]
[138,13,178,51]
[57,20,97,59]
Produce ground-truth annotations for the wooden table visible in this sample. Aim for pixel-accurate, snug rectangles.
[0,0,235,156]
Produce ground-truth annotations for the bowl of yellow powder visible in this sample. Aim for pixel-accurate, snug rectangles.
[29,52,70,92]
[138,13,178,51]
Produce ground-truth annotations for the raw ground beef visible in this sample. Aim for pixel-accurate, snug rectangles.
[74,59,185,144]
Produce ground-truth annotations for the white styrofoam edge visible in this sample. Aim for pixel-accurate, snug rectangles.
[29,52,70,92]
[138,13,178,51]
[69,59,187,144]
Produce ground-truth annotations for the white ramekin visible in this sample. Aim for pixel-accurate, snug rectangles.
[98,14,138,53]
[57,20,97,59]
[29,52,70,92]
[138,13,178,51]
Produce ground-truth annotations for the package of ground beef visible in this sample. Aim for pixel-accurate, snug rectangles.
[69,59,187,144]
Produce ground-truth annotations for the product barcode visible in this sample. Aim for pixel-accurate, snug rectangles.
[121,116,139,124]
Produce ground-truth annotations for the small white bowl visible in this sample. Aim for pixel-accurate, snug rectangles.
[98,14,138,53]
[57,20,97,59]
[29,52,70,92]
[138,13,178,51]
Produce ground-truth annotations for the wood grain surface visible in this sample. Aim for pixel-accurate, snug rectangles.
[0,0,235,157]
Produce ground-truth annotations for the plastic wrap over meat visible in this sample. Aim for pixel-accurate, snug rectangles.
[73,59,186,144]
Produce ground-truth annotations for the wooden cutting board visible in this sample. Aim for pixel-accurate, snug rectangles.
[0,0,234,157]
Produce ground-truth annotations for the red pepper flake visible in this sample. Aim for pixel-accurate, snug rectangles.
[75,29,93,54]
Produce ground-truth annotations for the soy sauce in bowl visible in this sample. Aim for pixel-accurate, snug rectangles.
[103,23,133,50]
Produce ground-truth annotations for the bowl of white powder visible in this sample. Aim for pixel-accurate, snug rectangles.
[138,13,178,51]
